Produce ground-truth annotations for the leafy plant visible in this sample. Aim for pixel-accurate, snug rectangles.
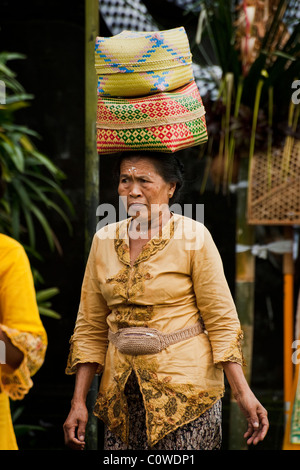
[0,52,73,251]
[11,404,46,438]
[0,52,74,318]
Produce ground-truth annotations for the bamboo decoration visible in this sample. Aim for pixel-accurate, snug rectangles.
[283,226,295,424]
[248,129,300,435]
[84,0,100,450]
[229,157,255,450]
[283,289,300,449]
[195,0,299,449]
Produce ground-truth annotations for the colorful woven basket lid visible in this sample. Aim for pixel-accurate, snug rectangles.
[95,27,194,96]
[96,80,208,154]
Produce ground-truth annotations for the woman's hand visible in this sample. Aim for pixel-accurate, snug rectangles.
[63,400,88,450]
[234,389,269,445]
[222,361,269,446]
[63,362,98,450]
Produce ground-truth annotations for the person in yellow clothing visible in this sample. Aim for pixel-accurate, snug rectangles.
[0,233,47,450]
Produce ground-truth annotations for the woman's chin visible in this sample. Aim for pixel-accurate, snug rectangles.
[128,205,148,218]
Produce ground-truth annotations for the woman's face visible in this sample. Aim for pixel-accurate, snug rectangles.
[118,156,176,222]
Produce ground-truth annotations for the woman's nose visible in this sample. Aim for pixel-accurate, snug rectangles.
[129,182,142,197]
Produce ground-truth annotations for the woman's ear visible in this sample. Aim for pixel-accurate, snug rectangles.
[168,182,176,197]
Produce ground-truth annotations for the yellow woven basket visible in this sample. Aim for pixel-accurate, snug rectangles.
[95,27,194,97]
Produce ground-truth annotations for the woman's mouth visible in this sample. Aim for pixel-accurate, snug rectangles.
[128,203,148,216]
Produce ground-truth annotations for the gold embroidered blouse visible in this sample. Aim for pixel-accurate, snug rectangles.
[66,213,243,447]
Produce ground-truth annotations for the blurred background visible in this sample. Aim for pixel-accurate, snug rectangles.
[0,0,299,451]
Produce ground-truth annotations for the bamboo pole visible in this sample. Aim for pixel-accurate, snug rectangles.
[283,289,300,449]
[85,0,99,450]
[228,156,255,450]
[283,226,294,425]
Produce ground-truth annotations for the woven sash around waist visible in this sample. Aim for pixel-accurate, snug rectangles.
[108,321,203,356]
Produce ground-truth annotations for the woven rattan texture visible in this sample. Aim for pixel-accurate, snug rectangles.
[96,81,208,154]
[95,27,193,96]
[248,140,300,225]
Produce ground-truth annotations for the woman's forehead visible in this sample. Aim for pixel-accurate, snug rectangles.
[120,157,160,174]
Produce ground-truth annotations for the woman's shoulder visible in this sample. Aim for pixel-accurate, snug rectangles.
[94,218,130,242]
[0,233,26,256]
[172,213,207,249]
[0,234,29,274]
[173,212,205,229]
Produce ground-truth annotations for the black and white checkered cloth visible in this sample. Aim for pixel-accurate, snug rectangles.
[99,0,221,97]
[99,0,158,35]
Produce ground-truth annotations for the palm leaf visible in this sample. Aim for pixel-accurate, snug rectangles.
[19,175,73,235]
[0,139,24,172]
[37,306,61,320]
[30,150,65,178]
[24,170,74,213]
[29,204,56,251]
[36,287,59,303]
[23,205,35,248]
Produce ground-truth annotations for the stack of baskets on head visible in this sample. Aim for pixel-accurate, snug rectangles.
[95,27,208,154]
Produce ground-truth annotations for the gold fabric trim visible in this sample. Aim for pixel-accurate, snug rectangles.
[134,357,224,446]
[114,217,175,267]
[0,325,47,400]
[94,368,132,445]
[94,357,224,447]
[65,341,104,375]
[112,304,155,329]
[106,264,152,301]
[218,328,245,366]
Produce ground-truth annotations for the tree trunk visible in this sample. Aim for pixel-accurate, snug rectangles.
[84,0,99,451]
[228,156,255,449]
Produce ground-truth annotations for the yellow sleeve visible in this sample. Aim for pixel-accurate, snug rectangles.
[0,237,47,400]
[66,234,111,375]
[191,226,244,367]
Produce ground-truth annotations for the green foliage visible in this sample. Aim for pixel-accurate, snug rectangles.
[11,403,46,439]
[0,52,74,318]
[0,52,74,251]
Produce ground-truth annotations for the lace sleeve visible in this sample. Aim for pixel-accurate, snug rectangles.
[214,328,245,366]
[0,324,47,400]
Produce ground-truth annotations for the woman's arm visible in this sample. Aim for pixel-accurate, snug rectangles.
[0,326,24,370]
[63,362,98,450]
[222,361,269,445]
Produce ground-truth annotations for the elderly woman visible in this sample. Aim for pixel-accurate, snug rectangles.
[63,151,268,450]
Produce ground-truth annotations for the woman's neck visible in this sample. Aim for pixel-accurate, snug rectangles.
[129,208,172,240]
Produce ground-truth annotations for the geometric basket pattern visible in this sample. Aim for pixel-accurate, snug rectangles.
[248,139,300,225]
[95,27,193,97]
[96,81,208,154]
